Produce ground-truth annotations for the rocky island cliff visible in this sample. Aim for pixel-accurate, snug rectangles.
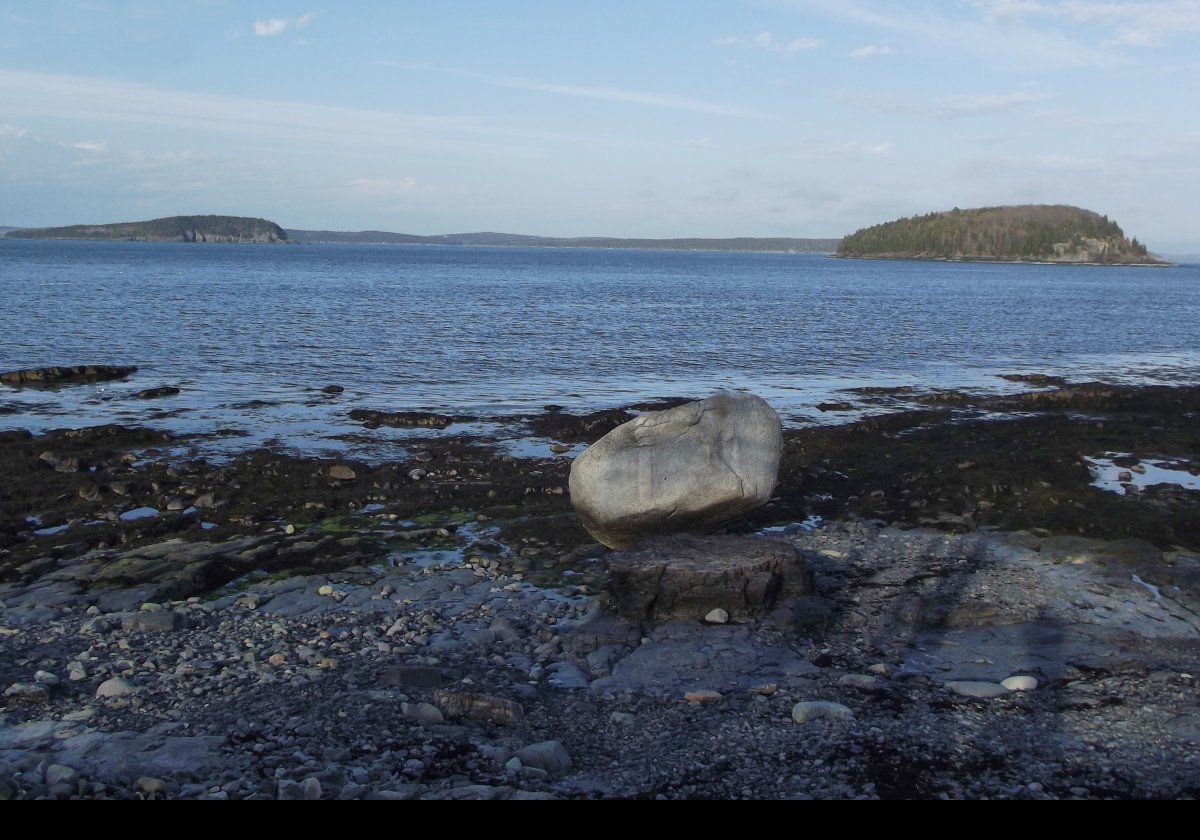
[8,215,287,244]
[836,205,1167,265]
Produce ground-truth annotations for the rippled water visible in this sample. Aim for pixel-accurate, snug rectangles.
[2,239,1198,458]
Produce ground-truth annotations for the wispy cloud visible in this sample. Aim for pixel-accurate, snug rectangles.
[841,140,892,157]
[0,69,493,149]
[968,0,1200,47]
[488,75,761,117]
[850,44,897,59]
[379,62,762,118]
[119,149,216,171]
[1037,107,1149,128]
[742,136,894,162]
[0,124,29,138]
[347,176,425,196]
[1031,152,1101,170]
[72,140,108,152]
[838,88,1055,119]
[933,91,1054,117]
[0,69,674,154]
[715,31,821,54]
[254,18,287,37]
[784,0,1117,69]
[253,12,313,38]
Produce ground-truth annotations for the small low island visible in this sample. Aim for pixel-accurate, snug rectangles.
[836,204,1169,265]
[8,215,288,244]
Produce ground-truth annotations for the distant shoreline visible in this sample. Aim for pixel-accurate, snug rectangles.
[283,230,839,254]
[1,231,838,255]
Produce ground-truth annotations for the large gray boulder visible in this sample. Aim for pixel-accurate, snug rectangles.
[568,392,782,549]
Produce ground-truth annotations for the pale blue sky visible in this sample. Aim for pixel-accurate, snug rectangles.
[2,1,1198,252]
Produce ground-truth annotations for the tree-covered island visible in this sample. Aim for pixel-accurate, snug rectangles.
[836,205,1168,265]
[8,216,288,244]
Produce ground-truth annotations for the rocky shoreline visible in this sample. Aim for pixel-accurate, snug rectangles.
[2,382,1198,799]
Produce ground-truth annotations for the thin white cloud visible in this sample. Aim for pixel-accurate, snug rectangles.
[253,12,314,38]
[784,0,1118,69]
[120,149,215,171]
[0,124,29,138]
[968,0,1200,47]
[1031,153,1101,169]
[850,44,897,59]
[348,176,424,196]
[744,136,894,162]
[716,31,821,54]
[254,18,288,37]
[841,140,892,157]
[1037,107,1149,128]
[73,140,108,152]
[0,69,673,154]
[376,61,761,119]
[0,69,493,148]
[488,75,761,117]
[933,90,1054,116]
[838,88,1054,119]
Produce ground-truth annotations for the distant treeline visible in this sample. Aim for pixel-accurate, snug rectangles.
[10,216,288,243]
[4,217,834,253]
[836,205,1162,264]
[287,229,838,253]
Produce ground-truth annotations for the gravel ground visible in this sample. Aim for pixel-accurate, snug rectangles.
[3,520,1197,800]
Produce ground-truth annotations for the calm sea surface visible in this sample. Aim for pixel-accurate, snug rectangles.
[2,239,1198,459]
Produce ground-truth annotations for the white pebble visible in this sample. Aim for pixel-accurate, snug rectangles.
[791,701,854,724]
[944,680,1009,699]
[96,676,136,698]
[1001,675,1039,692]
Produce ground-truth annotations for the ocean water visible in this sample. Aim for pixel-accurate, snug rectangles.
[2,239,1198,459]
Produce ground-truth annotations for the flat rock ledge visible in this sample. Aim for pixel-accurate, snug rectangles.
[607,534,814,624]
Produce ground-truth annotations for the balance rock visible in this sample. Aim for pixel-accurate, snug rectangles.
[568,392,781,549]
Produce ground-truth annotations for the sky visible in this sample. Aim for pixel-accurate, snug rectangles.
[1,1,1198,252]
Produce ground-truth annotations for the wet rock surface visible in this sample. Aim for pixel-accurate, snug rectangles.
[131,387,180,400]
[524,407,636,444]
[0,365,138,387]
[1,381,1198,798]
[749,382,1200,550]
[348,409,467,430]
